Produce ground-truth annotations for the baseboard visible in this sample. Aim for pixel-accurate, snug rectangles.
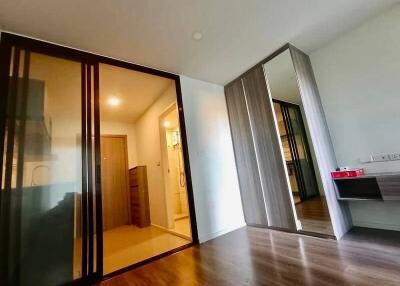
[198,223,246,243]
[352,220,400,232]
[151,223,192,241]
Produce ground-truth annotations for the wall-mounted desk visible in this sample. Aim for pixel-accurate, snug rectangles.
[333,172,400,201]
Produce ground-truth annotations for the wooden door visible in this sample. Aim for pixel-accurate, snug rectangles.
[100,135,130,231]
[225,79,268,226]
[242,66,297,230]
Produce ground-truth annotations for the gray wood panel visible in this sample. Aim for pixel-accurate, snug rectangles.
[225,79,268,226]
[289,45,352,238]
[377,174,400,200]
[242,66,297,230]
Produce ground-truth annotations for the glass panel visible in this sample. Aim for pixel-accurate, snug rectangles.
[0,49,83,285]
[287,106,319,198]
[273,102,300,202]
[99,63,192,274]
[264,49,334,236]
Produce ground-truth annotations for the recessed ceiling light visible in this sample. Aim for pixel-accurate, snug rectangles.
[192,31,203,41]
[108,97,120,106]
[163,120,171,128]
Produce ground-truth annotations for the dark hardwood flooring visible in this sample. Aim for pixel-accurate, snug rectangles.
[295,197,334,235]
[295,197,331,220]
[97,226,400,286]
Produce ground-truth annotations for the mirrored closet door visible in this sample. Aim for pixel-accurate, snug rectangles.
[263,49,334,236]
[226,45,351,239]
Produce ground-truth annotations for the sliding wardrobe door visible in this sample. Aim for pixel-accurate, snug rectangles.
[241,66,296,230]
[289,46,352,238]
[225,79,268,226]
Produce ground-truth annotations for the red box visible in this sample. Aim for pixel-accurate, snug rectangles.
[331,168,365,178]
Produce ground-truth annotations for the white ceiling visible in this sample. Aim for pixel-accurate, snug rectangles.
[99,63,173,123]
[0,0,398,84]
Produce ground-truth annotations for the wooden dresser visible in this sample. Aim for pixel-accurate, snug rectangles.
[129,166,151,227]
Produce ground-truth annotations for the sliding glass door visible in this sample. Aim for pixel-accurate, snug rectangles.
[273,100,319,201]
[0,32,197,285]
[0,37,101,285]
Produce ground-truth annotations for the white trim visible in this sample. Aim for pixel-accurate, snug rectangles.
[151,223,192,241]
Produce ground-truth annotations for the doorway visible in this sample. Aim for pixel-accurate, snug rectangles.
[98,63,194,275]
[160,105,191,239]
[0,33,198,285]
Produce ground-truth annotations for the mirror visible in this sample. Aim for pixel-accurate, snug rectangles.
[263,49,334,236]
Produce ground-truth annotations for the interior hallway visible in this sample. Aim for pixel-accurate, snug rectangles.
[97,226,400,286]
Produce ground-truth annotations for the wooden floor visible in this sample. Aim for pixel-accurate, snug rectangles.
[97,226,400,286]
[102,225,191,274]
[295,196,334,235]
[74,225,191,277]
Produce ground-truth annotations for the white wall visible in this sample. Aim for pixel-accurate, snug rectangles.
[180,76,246,243]
[100,121,138,168]
[310,5,400,231]
[135,83,177,228]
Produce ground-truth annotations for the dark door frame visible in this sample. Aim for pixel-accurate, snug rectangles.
[273,99,319,202]
[0,32,199,285]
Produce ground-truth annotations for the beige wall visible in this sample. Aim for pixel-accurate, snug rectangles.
[100,121,138,168]
[135,83,177,228]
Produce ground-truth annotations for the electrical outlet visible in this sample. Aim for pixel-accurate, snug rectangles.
[389,153,400,161]
[372,154,390,162]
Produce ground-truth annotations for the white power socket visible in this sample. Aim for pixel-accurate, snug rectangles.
[360,153,400,163]
[389,153,400,161]
[372,154,390,162]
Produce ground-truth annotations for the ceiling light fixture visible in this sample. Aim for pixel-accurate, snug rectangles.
[163,120,171,128]
[108,97,120,106]
[192,31,203,41]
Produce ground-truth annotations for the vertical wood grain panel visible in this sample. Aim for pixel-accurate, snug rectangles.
[242,66,297,230]
[129,166,151,227]
[225,79,268,226]
[101,135,131,230]
[377,175,400,201]
[289,46,352,238]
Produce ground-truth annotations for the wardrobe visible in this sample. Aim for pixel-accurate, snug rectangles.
[225,44,352,238]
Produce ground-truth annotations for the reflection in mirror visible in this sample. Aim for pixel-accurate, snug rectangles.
[264,49,334,236]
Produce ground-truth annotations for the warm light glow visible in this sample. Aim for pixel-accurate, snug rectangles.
[163,120,171,128]
[108,97,120,106]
